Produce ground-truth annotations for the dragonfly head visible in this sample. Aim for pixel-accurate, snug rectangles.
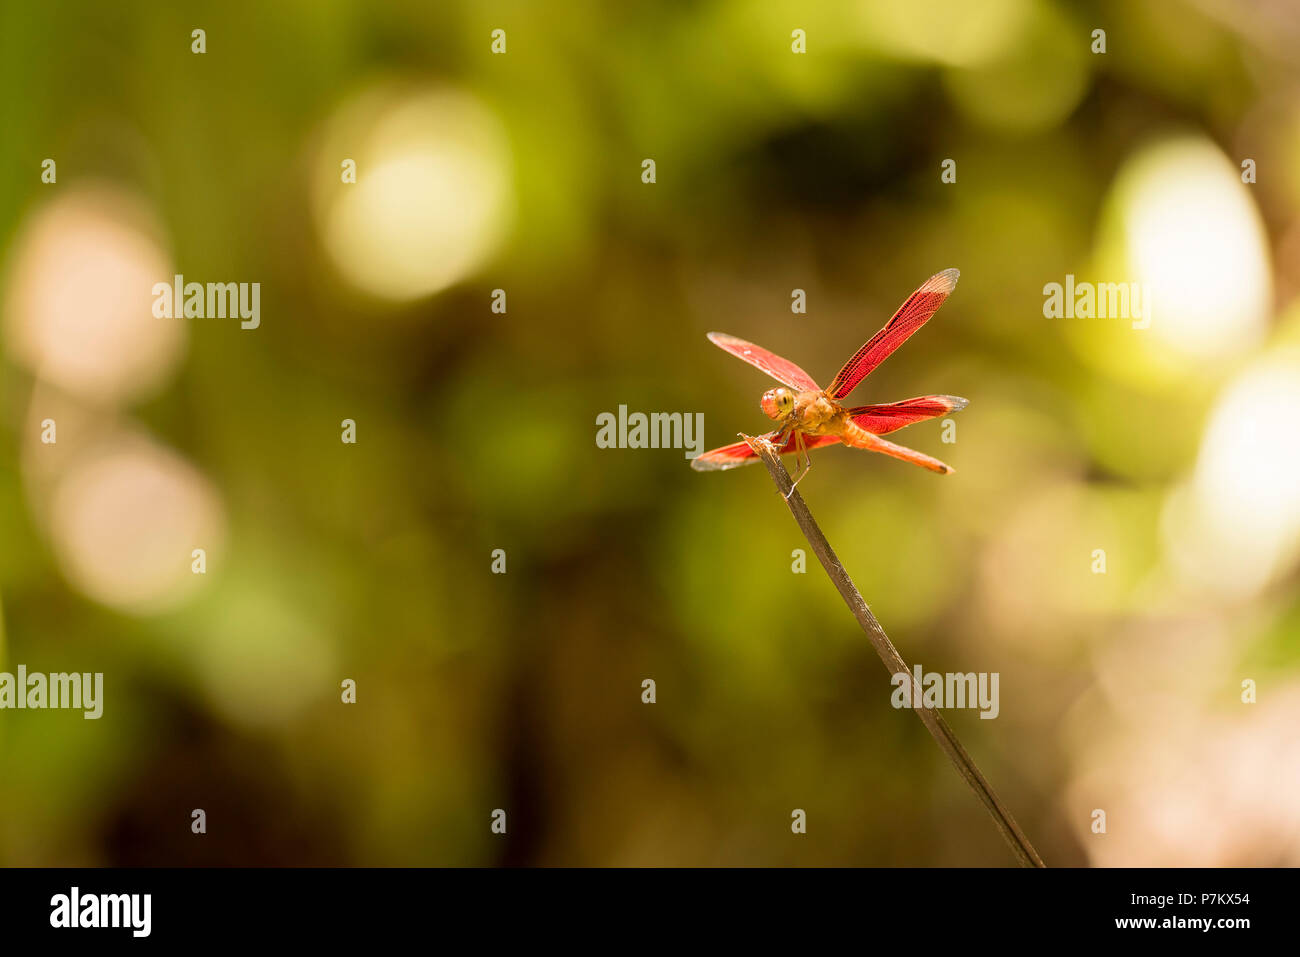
[760,387,795,420]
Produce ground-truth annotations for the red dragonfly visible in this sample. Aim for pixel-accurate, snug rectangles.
[692,268,967,486]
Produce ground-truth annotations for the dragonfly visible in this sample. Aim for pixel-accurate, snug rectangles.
[692,268,968,490]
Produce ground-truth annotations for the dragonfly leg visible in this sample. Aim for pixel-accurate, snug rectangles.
[799,437,814,484]
[785,432,812,499]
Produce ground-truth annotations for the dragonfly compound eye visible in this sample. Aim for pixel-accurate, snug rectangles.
[760,388,792,419]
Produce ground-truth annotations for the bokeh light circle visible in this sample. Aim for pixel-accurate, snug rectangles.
[47,439,225,613]
[3,185,184,405]
[1118,139,1271,362]
[314,85,514,301]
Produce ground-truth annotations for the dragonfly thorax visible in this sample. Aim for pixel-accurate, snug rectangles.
[790,391,839,432]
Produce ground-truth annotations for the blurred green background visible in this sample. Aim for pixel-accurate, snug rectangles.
[3,0,1300,866]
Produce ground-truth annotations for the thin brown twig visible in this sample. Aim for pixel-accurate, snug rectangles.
[743,433,1046,868]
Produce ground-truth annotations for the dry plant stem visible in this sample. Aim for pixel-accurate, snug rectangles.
[743,434,1046,868]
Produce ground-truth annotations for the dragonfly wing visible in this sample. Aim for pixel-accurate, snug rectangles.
[826,269,959,400]
[706,333,821,392]
[849,395,968,436]
[691,433,841,471]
